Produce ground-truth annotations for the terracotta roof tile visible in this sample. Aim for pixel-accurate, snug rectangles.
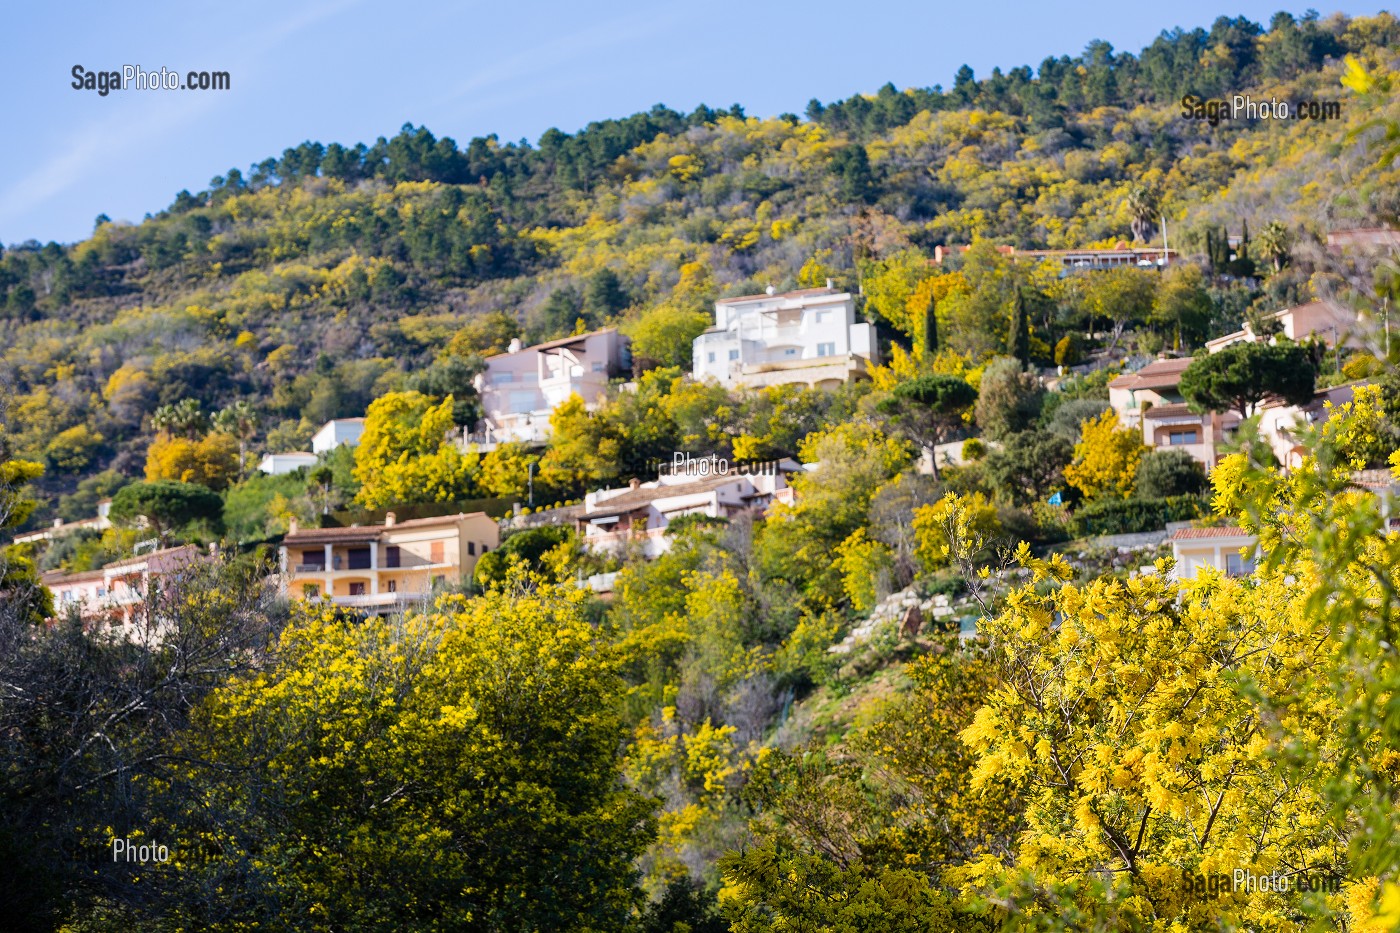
[1170,526,1254,540]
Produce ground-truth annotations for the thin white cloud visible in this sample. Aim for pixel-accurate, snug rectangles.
[427,10,682,124]
[0,0,364,240]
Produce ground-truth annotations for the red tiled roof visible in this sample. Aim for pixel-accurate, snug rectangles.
[283,526,384,545]
[1170,526,1253,540]
[103,544,201,570]
[388,512,487,530]
[1109,357,1193,390]
[1143,402,1198,419]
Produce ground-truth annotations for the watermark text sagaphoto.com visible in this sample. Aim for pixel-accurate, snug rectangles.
[72,65,231,96]
[1180,93,1341,126]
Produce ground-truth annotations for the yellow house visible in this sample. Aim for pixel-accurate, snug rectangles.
[280,511,499,612]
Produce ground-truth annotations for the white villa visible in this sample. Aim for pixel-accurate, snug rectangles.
[258,451,318,475]
[312,418,365,455]
[691,285,878,390]
[576,468,792,559]
[470,328,630,445]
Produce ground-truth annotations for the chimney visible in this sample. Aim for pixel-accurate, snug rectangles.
[384,511,397,527]
[288,517,299,534]
[508,337,523,353]
[826,277,834,290]
[628,478,641,490]
[53,518,63,528]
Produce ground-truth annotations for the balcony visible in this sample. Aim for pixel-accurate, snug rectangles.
[330,592,420,610]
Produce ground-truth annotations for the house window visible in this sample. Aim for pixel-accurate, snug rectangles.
[1167,430,1199,445]
[302,549,325,569]
[592,361,605,372]
[784,348,798,356]
[1225,551,1256,577]
[387,580,397,593]
[814,311,829,323]
[349,582,366,596]
[347,547,372,570]
[385,546,401,568]
[707,352,716,363]
[467,541,476,556]
[302,583,320,598]
[430,541,444,564]
[817,342,836,357]
[728,350,739,361]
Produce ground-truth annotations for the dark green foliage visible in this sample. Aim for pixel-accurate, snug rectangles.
[1179,342,1317,417]
[981,430,1073,506]
[1070,494,1209,537]
[1043,397,1110,441]
[405,355,483,427]
[974,357,1045,441]
[109,480,224,537]
[634,877,727,933]
[1135,448,1208,498]
[473,523,573,586]
[829,144,874,203]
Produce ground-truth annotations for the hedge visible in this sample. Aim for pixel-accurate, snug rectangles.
[1070,494,1210,537]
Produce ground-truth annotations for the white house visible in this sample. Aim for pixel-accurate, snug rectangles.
[576,467,792,559]
[691,285,878,390]
[312,418,365,455]
[470,328,630,446]
[12,498,113,546]
[258,451,318,475]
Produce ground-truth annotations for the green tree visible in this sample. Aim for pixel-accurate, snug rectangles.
[169,587,656,931]
[1255,220,1291,273]
[1134,448,1207,498]
[108,479,224,538]
[1179,342,1316,418]
[628,305,711,371]
[1125,184,1158,244]
[974,356,1044,441]
[982,430,1073,506]
[584,267,630,320]
[212,400,260,479]
[150,398,208,439]
[877,374,977,479]
[1,459,52,626]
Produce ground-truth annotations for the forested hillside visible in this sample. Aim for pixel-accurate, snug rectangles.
[2,10,1397,520]
[5,10,1400,932]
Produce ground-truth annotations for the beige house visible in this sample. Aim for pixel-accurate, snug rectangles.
[1109,358,1239,469]
[42,544,203,635]
[280,511,499,612]
[1169,526,1259,580]
[1205,302,1368,354]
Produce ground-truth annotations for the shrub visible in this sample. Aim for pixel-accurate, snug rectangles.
[1135,448,1207,498]
[1054,333,1084,367]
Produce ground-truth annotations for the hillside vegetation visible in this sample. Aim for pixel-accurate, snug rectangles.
[2,11,1398,519]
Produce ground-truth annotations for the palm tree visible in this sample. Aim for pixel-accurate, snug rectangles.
[151,398,207,439]
[1125,185,1158,244]
[1256,221,1291,273]
[213,401,261,478]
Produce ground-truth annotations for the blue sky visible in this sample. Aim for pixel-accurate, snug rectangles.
[0,1,1386,245]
